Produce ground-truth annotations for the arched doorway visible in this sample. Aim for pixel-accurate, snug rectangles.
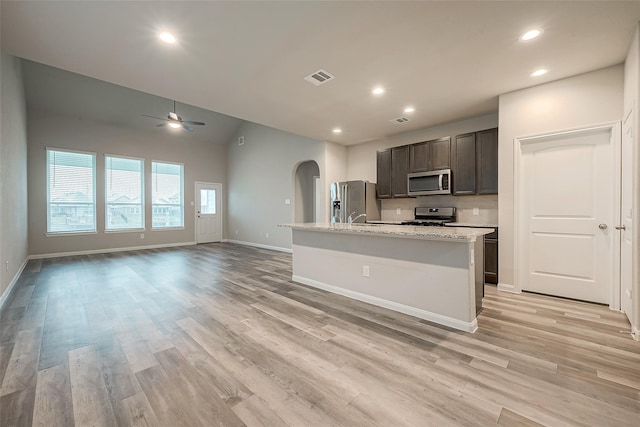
[294,161,320,223]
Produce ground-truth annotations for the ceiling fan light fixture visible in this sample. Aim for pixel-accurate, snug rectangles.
[168,121,182,129]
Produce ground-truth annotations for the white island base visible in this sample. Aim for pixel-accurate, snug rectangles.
[288,225,488,333]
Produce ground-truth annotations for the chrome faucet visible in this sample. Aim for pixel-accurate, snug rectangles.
[348,212,367,224]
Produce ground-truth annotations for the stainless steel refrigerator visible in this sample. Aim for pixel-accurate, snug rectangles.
[330,181,380,223]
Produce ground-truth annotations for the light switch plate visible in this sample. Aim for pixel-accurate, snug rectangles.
[473,208,479,216]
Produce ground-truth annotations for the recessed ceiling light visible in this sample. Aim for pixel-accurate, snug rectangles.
[159,32,176,44]
[332,128,342,134]
[530,68,548,77]
[372,87,385,95]
[520,29,542,41]
[168,122,181,129]
[404,107,415,114]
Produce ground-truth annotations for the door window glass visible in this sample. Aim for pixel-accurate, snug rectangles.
[200,189,216,214]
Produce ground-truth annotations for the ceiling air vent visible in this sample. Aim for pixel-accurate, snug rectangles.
[304,69,335,86]
[391,117,410,124]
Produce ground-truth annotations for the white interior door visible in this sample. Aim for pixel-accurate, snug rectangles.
[195,182,222,244]
[621,110,634,319]
[518,126,618,304]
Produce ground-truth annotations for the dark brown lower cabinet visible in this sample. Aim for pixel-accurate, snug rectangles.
[484,229,498,284]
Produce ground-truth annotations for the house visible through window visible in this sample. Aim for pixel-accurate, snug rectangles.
[152,161,184,228]
[47,148,96,233]
[105,155,144,230]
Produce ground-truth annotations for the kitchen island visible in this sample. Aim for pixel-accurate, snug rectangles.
[280,223,493,333]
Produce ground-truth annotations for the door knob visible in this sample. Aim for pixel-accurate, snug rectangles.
[598,224,608,230]
[615,225,626,230]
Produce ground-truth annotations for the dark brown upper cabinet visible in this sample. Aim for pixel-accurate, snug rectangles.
[408,141,428,173]
[451,132,477,195]
[408,137,451,173]
[451,128,498,195]
[429,137,451,171]
[376,146,409,199]
[476,128,498,194]
[391,146,409,198]
[376,149,392,199]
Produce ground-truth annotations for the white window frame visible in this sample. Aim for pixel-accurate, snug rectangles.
[151,160,185,230]
[104,154,145,233]
[46,147,97,235]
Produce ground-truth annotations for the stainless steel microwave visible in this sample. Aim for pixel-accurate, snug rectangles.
[407,169,452,196]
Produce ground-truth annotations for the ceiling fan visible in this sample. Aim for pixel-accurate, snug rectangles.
[142,100,205,132]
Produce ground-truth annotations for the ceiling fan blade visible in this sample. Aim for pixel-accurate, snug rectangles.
[182,121,205,126]
[156,123,167,127]
[183,125,194,132]
[142,114,169,121]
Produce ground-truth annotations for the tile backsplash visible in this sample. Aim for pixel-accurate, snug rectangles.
[380,194,498,225]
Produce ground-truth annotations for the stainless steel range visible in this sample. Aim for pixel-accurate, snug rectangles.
[401,207,456,226]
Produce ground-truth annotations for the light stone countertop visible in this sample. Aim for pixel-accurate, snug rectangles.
[445,222,498,228]
[364,220,404,225]
[280,222,493,242]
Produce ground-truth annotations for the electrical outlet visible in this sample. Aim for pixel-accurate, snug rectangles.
[4,261,8,272]
[473,208,479,216]
[140,233,144,239]
[362,265,370,277]
[396,208,401,215]
[265,232,269,238]
[284,198,291,205]
[235,229,238,235]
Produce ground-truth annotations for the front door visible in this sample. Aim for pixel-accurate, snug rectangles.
[195,182,222,244]
[518,125,619,304]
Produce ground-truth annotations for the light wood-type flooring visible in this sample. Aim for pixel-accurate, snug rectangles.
[1,243,639,426]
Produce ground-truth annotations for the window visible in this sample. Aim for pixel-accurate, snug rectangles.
[151,161,184,228]
[105,156,144,231]
[200,189,216,214]
[47,148,96,233]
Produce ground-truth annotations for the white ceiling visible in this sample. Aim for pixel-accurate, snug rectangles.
[2,1,640,146]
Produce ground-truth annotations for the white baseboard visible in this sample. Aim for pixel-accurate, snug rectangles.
[0,257,29,311]
[29,241,196,260]
[498,282,521,294]
[224,239,292,254]
[292,274,478,333]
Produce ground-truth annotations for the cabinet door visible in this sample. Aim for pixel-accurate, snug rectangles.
[484,238,498,284]
[428,137,451,171]
[476,128,498,194]
[376,149,392,199]
[391,146,409,198]
[452,133,476,194]
[408,141,428,173]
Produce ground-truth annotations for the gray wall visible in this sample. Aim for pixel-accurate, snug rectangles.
[498,65,624,290]
[227,121,336,250]
[0,53,29,301]
[623,23,639,335]
[27,109,227,256]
